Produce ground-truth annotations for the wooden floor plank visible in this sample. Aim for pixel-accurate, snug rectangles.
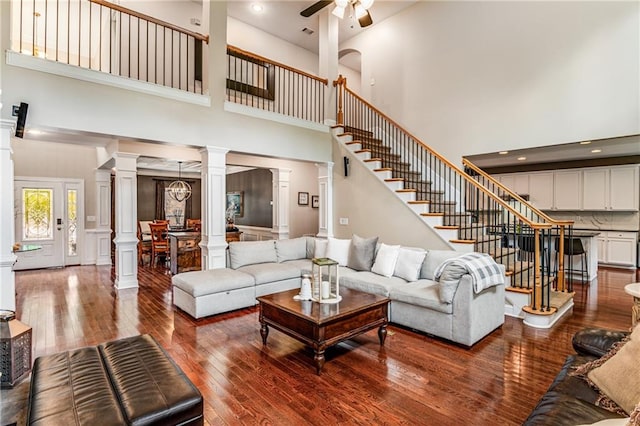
[1,264,637,426]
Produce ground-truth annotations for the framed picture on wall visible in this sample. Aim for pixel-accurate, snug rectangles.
[298,192,309,206]
[311,195,319,208]
[226,191,244,218]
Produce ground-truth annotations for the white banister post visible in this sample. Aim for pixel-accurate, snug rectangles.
[316,162,334,238]
[200,146,228,269]
[94,169,112,266]
[0,120,17,311]
[113,153,139,290]
[270,168,291,240]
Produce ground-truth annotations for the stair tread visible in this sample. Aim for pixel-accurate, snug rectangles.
[420,212,444,217]
[408,200,431,204]
[396,189,417,193]
[345,141,361,145]
[385,178,404,182]
[364,158,382,163]
[374,168,393,172]
[450,239,476,244]
[355,149,371,154]
[506,286,533,294]
[435,225,459,230]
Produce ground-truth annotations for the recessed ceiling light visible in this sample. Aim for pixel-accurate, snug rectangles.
[517,156,527,161]
[251,3,263,13]
[580,141,591,145]
[499,151,509,155]
[591,149,602,153]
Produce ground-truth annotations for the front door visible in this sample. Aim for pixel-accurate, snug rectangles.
[14,179,83,270]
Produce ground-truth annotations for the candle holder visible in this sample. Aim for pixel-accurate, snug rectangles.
[311,257,341,304]
[0,310,32,388]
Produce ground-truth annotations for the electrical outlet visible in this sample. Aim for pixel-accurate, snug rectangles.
[339,218,349,225]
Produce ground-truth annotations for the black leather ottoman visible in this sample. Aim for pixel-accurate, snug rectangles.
[26,334,203,425]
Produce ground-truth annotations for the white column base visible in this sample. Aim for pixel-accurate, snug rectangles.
[200,237,228,269]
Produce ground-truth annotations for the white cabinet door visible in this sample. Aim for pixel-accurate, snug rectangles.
[596,235,607,264]
[529,172,554,210]
[606,232,637,266]
[610,166,639,211]
[582,168,608,210]
[554,170,581,210]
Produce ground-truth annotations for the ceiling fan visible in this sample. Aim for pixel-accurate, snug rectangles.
[300,0,374,28]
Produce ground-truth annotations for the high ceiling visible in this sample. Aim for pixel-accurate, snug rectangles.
[227,1,416,56]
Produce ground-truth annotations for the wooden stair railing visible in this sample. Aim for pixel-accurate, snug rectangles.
[334,75,574,314]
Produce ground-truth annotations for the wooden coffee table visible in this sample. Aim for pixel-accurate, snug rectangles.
[257,288,389,374]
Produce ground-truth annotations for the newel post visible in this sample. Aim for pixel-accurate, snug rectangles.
[333,75,346,126]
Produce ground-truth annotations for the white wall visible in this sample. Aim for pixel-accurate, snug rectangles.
[340,1,640,167]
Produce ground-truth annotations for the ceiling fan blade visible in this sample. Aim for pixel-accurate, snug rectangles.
[358,10,373,27]
[300,0,334,18]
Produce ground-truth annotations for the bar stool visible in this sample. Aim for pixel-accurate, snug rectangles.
[555,237,588,285]
[517,235,551,275]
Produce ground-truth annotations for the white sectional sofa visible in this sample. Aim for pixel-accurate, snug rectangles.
[171,236,505,346]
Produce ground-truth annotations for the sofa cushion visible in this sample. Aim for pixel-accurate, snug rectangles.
[389,279,453,314]
[237,262,301,285]
[314,238,328,258]
[305,237,316,259]
[394,247,426,282]
[340,271,406,297]
[347,234,378,271]
[437,261,467,304]
[326,237,351,266]
[420,250,461,280]
[275,237,307,262]
[372,243,400,277]
[229,240,277,269]
[283,258,313,275]
[172,269,255,296]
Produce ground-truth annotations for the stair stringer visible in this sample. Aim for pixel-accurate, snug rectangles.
[333,127,462,251]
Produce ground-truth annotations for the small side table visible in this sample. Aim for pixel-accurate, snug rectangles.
[624,283,640,327]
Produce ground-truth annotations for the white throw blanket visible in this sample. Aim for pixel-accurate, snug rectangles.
[434,252,505,294]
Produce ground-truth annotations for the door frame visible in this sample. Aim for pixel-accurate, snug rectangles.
[14,176,85,269]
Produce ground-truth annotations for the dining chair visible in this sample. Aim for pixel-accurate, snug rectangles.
[137,221,152,266]
[186,219,201,232]
[149,222,170,267]
[517,234,551,275]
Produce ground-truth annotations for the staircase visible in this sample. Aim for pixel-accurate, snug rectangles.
[333,76,576,328]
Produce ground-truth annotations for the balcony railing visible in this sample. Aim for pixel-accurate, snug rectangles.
[11,0,209,94]
[226,45,328,125]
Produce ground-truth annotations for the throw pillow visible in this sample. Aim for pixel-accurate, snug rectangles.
[587,325,640,415]
[314,238,328,258]
[325,237,351,266]
[275,238,307,263]
[573,324,640,416]
[420,250,461,280]
[347,234,378,271]
[371,243,401,277]
[393,247,426,282]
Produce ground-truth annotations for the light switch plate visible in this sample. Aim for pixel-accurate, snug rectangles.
[339,218,349,225]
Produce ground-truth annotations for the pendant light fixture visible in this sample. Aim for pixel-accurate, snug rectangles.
[167,161,192,202]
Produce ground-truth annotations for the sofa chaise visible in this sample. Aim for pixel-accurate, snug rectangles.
[171,236,506,346]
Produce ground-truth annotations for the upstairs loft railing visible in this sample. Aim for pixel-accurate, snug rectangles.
[226,45,328,125]
[334,76,575,314]
[11,0,209,94]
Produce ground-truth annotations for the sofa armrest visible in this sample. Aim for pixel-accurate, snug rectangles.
[571,327,630,358]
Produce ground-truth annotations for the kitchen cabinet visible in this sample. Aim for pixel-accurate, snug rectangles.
[583,166,639,211]
[554,170,581,210]
[528,172,554,210]
[597,231,638,268]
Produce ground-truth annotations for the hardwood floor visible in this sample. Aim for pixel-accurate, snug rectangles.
[2,264,638,425]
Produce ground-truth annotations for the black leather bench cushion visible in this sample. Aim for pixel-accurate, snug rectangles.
[27,347,128,425]
[98,334,203,426]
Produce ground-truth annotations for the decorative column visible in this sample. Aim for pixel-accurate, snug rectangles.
[318,9,339,125]
[270,168,291,240]
[94,169,112,266]
[200,146,228,269]
[0,120,17,311]
[113,153,139,290]
[316,162,334,238]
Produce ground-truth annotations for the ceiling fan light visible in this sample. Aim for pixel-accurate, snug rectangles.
[334,0,349,8]
[354,2,367,19]
[332,5,346,19]
[360,0,374,10]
